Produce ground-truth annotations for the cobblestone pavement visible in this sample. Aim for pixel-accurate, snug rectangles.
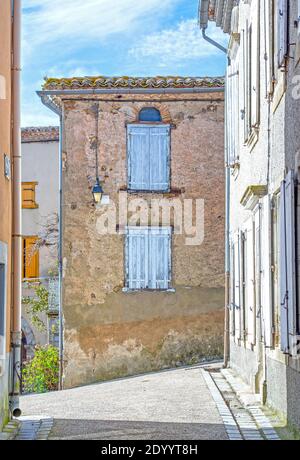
[17,364,281,441]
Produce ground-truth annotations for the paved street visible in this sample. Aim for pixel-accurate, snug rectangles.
[19,366,229,440]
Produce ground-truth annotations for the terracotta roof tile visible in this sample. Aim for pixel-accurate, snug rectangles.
[21,126,59,143]
[42,76,225,91]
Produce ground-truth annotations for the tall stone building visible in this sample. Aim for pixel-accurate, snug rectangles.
[39,76,225,388]
[200,0,300,430]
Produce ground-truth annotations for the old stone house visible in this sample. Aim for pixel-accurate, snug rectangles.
[21,126,60,362]
[39,76,225,388]
[200,0,300,430]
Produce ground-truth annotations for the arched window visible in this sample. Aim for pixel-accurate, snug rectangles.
[139,107,162,122]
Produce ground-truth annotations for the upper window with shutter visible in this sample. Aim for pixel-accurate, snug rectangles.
[23,236,39,280]
[127,123,170,192]
[277,0,288,67]
[125,227,172,291]
[22,182,38,209]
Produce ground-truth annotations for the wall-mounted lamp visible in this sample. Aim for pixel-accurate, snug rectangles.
[92,103,104,204]
[92,177,104,204]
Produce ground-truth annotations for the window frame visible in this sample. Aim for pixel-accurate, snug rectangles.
[23,236,40,280]
[127,124,171,193]
[124,226,172,292]
[22,181,39,209]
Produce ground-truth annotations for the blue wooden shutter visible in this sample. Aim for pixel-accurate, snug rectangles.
[126,227,171,290]
[128,125,170,191]
[126,227,149,289]
[148,227,171,289]
[149,126,170,191]
[127,126,150,190]
[280,179,289,353]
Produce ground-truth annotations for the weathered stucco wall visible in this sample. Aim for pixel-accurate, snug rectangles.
[0,0,12,429]
[61,91,225,388]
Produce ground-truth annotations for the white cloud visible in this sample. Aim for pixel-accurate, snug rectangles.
[129,19,228,63]
[23,0,176,50]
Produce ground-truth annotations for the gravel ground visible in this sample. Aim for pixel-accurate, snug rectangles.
[20,365,228,440]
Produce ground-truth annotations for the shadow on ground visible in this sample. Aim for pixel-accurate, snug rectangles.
[49,419,228,440]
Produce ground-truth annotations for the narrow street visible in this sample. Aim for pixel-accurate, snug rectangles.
[16,364,282,441]
[19,366,229,440]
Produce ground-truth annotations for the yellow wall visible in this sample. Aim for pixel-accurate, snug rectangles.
[0,0,12,353]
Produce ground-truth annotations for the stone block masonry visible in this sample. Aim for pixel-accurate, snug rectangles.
[43,80,225,387]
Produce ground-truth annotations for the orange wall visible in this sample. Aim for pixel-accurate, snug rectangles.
[0,0,12,352]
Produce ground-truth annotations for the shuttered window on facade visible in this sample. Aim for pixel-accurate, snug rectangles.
[226,62,240,167]
[243,217,256,346]
[279,171,298,355]
[23,237,39,279]
[261,195,273,348]
[22,182,38,209]
[242,21,252,141]
[125,227,171,290]
[127,125,170,191]
[234,232,242,343]
[277,0,288,67]
[250,0,260,129]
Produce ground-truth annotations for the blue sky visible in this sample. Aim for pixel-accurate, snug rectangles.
[22,0,227,127]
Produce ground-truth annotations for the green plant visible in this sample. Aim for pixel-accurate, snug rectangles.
[22,283,49,331]
[22,345,59,394]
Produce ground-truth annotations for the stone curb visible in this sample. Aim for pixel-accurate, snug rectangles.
[0,419,21,440]
[15,416,54,441]
[221,368,281,441]
[201,369,243,440]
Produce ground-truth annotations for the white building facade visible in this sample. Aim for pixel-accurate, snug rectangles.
[200,0,300,429]
[21,127,60,361]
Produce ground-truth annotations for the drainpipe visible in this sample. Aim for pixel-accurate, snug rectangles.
[58,114,64,390]
[10,0,22,417]
[201,24,230,368]
[202,28,228,54]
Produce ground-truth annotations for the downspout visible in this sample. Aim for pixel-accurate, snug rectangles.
[58,114,63,390]
[10,0,22,417]
[202,28,228,54]
[201,24,230,368]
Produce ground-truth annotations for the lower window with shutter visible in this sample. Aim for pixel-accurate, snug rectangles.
[125,227,172,291]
